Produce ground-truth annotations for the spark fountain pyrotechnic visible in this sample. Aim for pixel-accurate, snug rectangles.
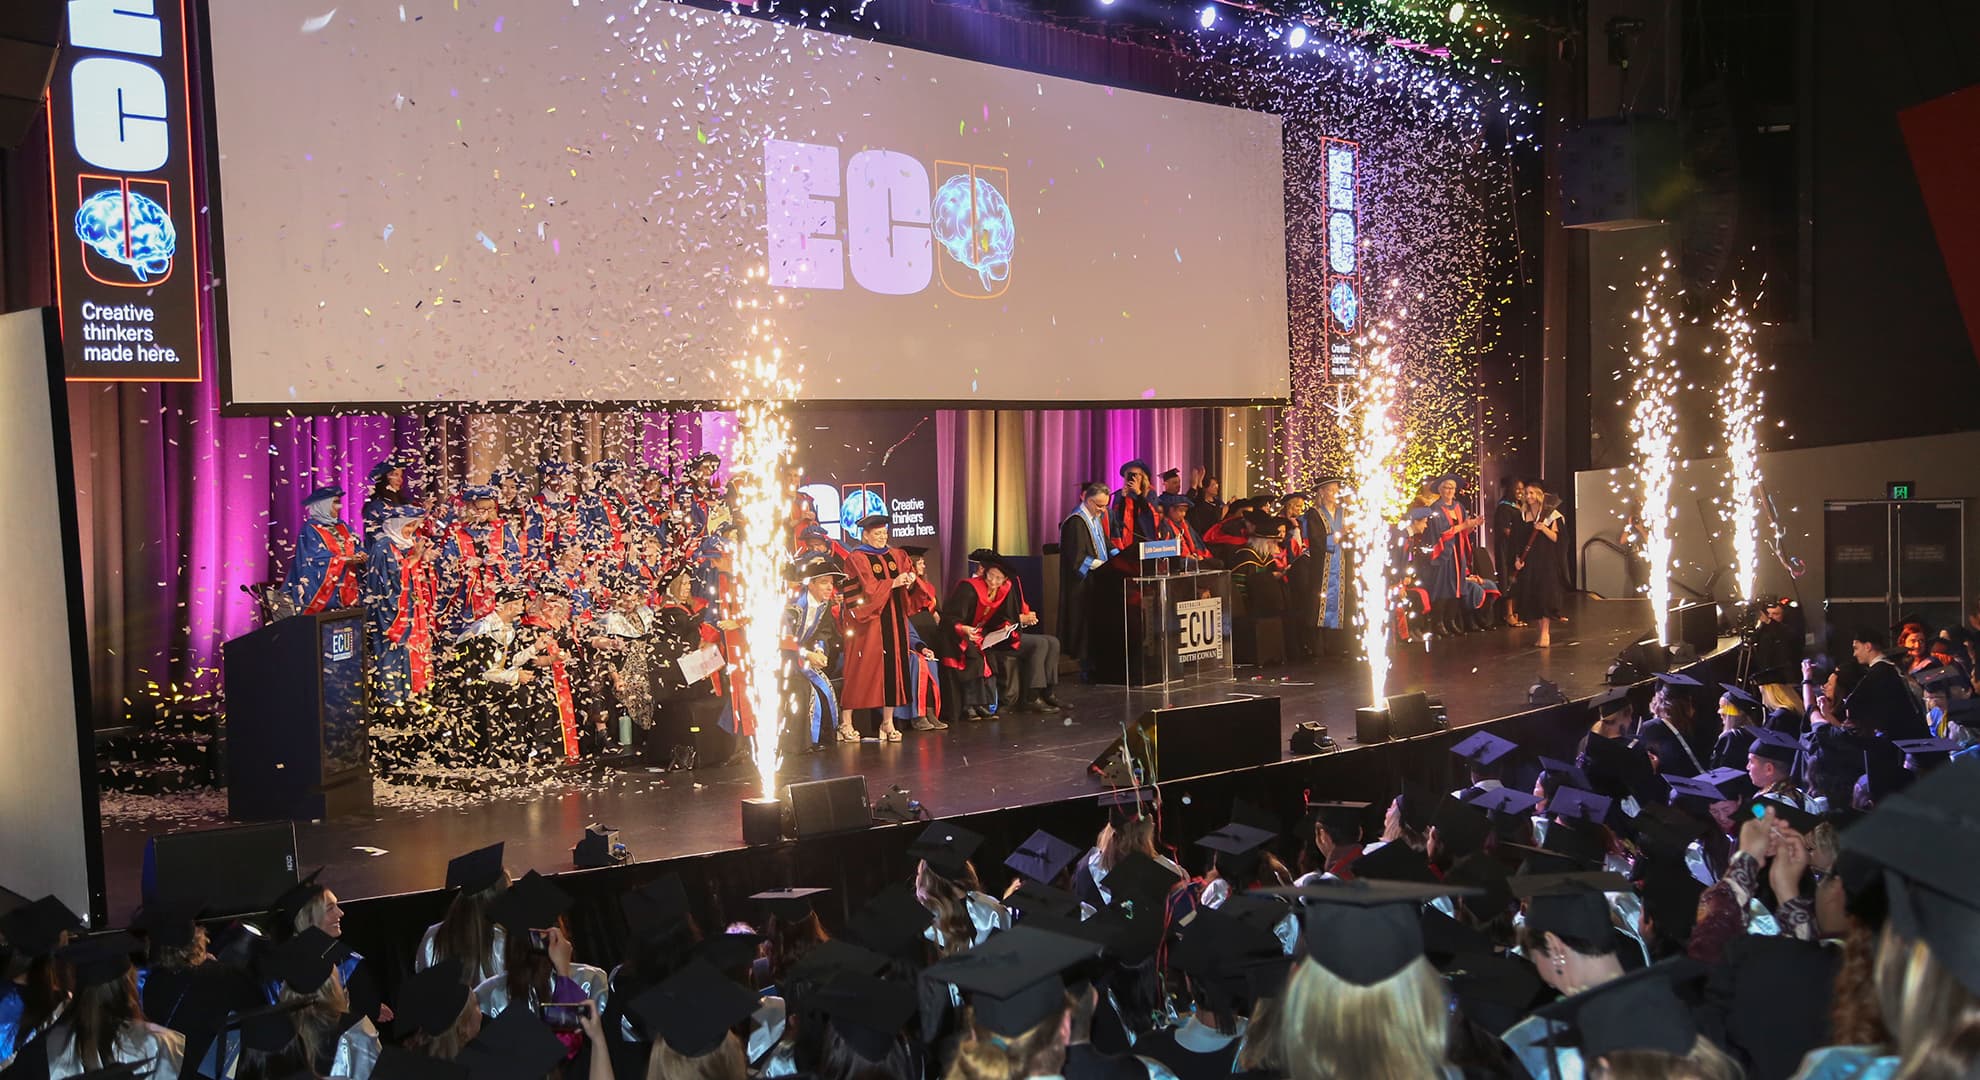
[724,266,801,803]
[1627,257,1681,644]
[1715,286,1763,603]
[1349,317,1408,706]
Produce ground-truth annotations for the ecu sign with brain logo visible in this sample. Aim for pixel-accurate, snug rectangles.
[932,162,1015,299]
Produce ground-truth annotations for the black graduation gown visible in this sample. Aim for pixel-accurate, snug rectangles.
[1845,660,1929,740]
[1228,548,1289,617]
[1058,512,1106,661]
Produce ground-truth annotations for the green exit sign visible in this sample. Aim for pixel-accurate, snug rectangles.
[1888,482,1915,500]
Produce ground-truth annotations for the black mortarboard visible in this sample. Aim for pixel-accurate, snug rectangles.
[1007,881,1084,923]
[1541,821,1608,868]
[1742,795,1821,834]
[487,870,571,932]
[1005,830,1082,886]
[1397,782,1438,833]
[1661,766,1751,804]
[1538,756,1592,790]
[1101,851,1181,911]
[1841,760,1980,994]
[1916,664,1967,695]
[1099,786,1158,827]
[1533,958,1707,1058]
[266,926,340,993]
[811,972,918,1059]
[968,548,1016,577]
[629,958,763,1057]
[1513,873,1630,945]
[268,869,325,932]
[58,934,137,989]
[457,1004,571,1080]
[1653,671,1703,688]
[1719,683,1760,708]
[1259,881,1480,987]
[1194,822,1277,879]
[924,926,1101,1036]
[1430,797,1491,859]
[236,1000,308,1055]
[1465,788,1541,818]
[621,873,691,939]
[445,843,505,893]
[908,821,986,878]
[1895,736,1962,756]
[845,885,932,962]
[493,583,530,604]
[857,513,890,530]
[1159,468,1181,480]
[694,931,765,976]
[1451,731,1518,768]
[1593,687,1632,716]
[785,556,844,584]
[1,895,85,958]
[395,957,469,1039]
[1744,725,1801,765]
[1638,865,1707,946]
[1442,854,1516,922]
[1864,742,1916,804]
[1307,800,1372,842]
[1548,787,1613,825]
[1418,907,1493,961]
[1443,951,1548,1034]
[1582,734,1669,805]
[1500,842,1589,876]
[787,939,891,988]
[133,898,206,950]
[1349,841,1437,885]
[898,545,930,558]
[750,888,828,924]
[1628,805,1708,863]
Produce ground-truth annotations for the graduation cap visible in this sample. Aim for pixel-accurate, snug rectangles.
[1005,830,1081,886]
[1840,761,1980,993]
[1155,494,1194,510]
[1637,864,1707,946]
[1917,665,1969,696]
[844,885,932,962]
[620,873,691,940]
[265,926,342,994]
[1119,459,1153,479]
[907,821,986,878]
[445,843,505,894]
[968,548,1016,577]
[694,931,765,975]
[1582,734,1669,806]
[924,926,1103,1037]
[1538,756,1592,791]
[1101,851,1181,912]
[303,485,343,505]
[268,869,326,932]
[1896,736,1962,756]
[897,545,929,558]
[1946,698,1980,729]
[1244,512,1290,540]
[1653,671,1703,688]
[1465,787,1541,818]
[1443,951,1548,1035]
[786,939,892,990]
[1395,782,1438,833]
[1307,800,1372,842]
[1541,821,1609,868]
[1661,766,1751,804]
[1533,958,1708,1059]
[1592,687,1632,717]
[486,870,571,932]
[133,898,206,951]
[1417,907,1493,961]
[1007,881,1085,924]
[1442,854,1516,922]
[1257,881,1481,987]
[785,556,844,584]
[1742,795,1821,834]
[457,1004,571,1080]
[1099,786,1157,827]
[798,523,831,543]
[1450,731,1518,768]
[493,583,530,605]
[1348,841,1437,885]
[1627,805,1709,864]
[629,957,764,1057]
[1194,822,1277,880]
[57,934,137,989]
[460,484,499,502]
[1499,842,1590,877]
[857,513,890,530]
[0,894,85,958]
[809,972,918,1060]
[395,957,470,1039]
[1548,787,1613,825]
[1429,797,1491,859]
[1159,468,1182,481]
[1744,725,1802,766]
[1513,873,1633,946]
[1719,684,1760,709]
[751,888,828,924]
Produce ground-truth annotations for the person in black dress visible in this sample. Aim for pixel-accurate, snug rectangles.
[1512,480,1565,647]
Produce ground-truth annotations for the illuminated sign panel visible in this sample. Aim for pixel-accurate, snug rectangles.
[50,0,203,383]
[1322,137,1361,383]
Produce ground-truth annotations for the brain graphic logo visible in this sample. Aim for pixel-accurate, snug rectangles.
[840,487,889,534]
[75,188,177,283]
[1329,280,1359,332]
[932,172,1015,295]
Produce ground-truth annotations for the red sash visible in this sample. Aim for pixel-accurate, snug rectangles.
[387,559,437,693]
[948,578,1015,675]
[525,618,579,761]
[302,524,361,614]
[451,521,515,617]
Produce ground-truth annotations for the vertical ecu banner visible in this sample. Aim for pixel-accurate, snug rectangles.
[49,0,204,383]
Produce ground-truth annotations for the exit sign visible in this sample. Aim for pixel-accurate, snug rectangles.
[1888,481,1916,500]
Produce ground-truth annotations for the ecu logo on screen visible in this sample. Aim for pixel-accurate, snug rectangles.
[49,0,204,383]
[765,139,1015,300]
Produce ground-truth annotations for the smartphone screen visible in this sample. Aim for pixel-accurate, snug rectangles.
[541,999,588,1032]
[528,929,551,953]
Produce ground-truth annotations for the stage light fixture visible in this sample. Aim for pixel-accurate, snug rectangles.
[1287,23,1307,48]
[1197,4,1217,28]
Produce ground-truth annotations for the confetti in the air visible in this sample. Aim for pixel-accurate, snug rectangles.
[300,8,337,32]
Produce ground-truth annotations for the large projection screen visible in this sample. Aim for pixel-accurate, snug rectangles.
[0,308,103,925]
[203,0,1288,408]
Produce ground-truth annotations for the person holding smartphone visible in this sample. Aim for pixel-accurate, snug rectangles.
[475,872,609,1032]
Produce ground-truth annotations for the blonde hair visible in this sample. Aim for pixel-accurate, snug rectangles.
[412,994,481,1061]
[1098,819,1158,872]
[279,969,353,1073]
[942,1000,1071,1080]
[1236,991,1286,1074]
[1874,925,1980,1079]
[292,889,334,937]
[646,1032,748,1080]
[1759,683,1803,716]
[1278,956,1450,1080]
[1593,1037,1743,1079]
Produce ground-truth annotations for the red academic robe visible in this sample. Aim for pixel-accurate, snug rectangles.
[839,545,932,709]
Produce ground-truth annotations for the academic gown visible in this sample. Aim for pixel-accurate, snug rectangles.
[1311,501,1349,629]
[525,495,581,566]
[839,544,931,710]
[1845,659,1930,740]
[438,519,523,633]
[362,538,438,703]
[1422,501,1470,601]
[781,594,844,747]
[289,519,364,615]
[1227,547,1289,618]
[1058,509,1110,661]
[510,616,583,762]
[579,493,631,558]
[937,577,1021,718]
[1107,490,1160,568]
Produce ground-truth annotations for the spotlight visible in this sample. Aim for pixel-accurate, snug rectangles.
[1098,0,1116,7]
[1447,2,1465,23]
[1197,4,1217,28]
[1287,23,1307,48]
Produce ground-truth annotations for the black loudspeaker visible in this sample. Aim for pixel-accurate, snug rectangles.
[143,822,298,914]
[1096,698,1283,783]
[785,776,871,838]
[1672,602,1718,659]
[1353,706,1390,745]
[1386,692,1438,738]
[1617,637,1672,677]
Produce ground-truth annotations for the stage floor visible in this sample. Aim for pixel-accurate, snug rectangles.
[99,595,1692,914]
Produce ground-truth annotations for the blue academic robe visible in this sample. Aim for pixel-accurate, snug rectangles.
[1311,502,1348,629]
[1420,504,1466,601]
[288,520,363,614]
[438,520,524,634]
[783,595,841,745]
[363,537,414,701]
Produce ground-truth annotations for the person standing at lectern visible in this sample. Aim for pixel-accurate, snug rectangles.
[289,485,367,615]
[837,514,930,744]
[1108,461,1160,568]
[1057,482,1112,668]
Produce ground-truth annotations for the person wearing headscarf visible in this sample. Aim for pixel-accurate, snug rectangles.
[362,453,417,539]
[288,485,367,615]
[364,510,438,704]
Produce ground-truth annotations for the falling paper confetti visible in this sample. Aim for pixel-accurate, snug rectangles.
[300,8,337,32]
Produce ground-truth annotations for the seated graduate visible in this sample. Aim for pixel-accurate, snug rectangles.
[417,843,511,986]
[263,927,382,1080]
[908,823,1012,957]
[0,895,84,1068]
[474,872,609,1021]
[37,935,184,1080]
[938,549,1063,723]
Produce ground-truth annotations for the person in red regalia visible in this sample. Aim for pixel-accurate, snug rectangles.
[439,485,523,636]
[288,485,367,615]
[1155,494,1218,567]
[363,509,438,704]
[510,584,583,764]
[836,513,930,744]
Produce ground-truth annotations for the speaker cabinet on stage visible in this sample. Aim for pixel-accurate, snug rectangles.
[1353,706,1390,745]
[1617,637,1672,676]
[1088,697,1281,782]
[1671,602,1718,659]
[142,821,298,913]
[1386,692,1439,738]
[785,776,871,837]
[222,609,372,821]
